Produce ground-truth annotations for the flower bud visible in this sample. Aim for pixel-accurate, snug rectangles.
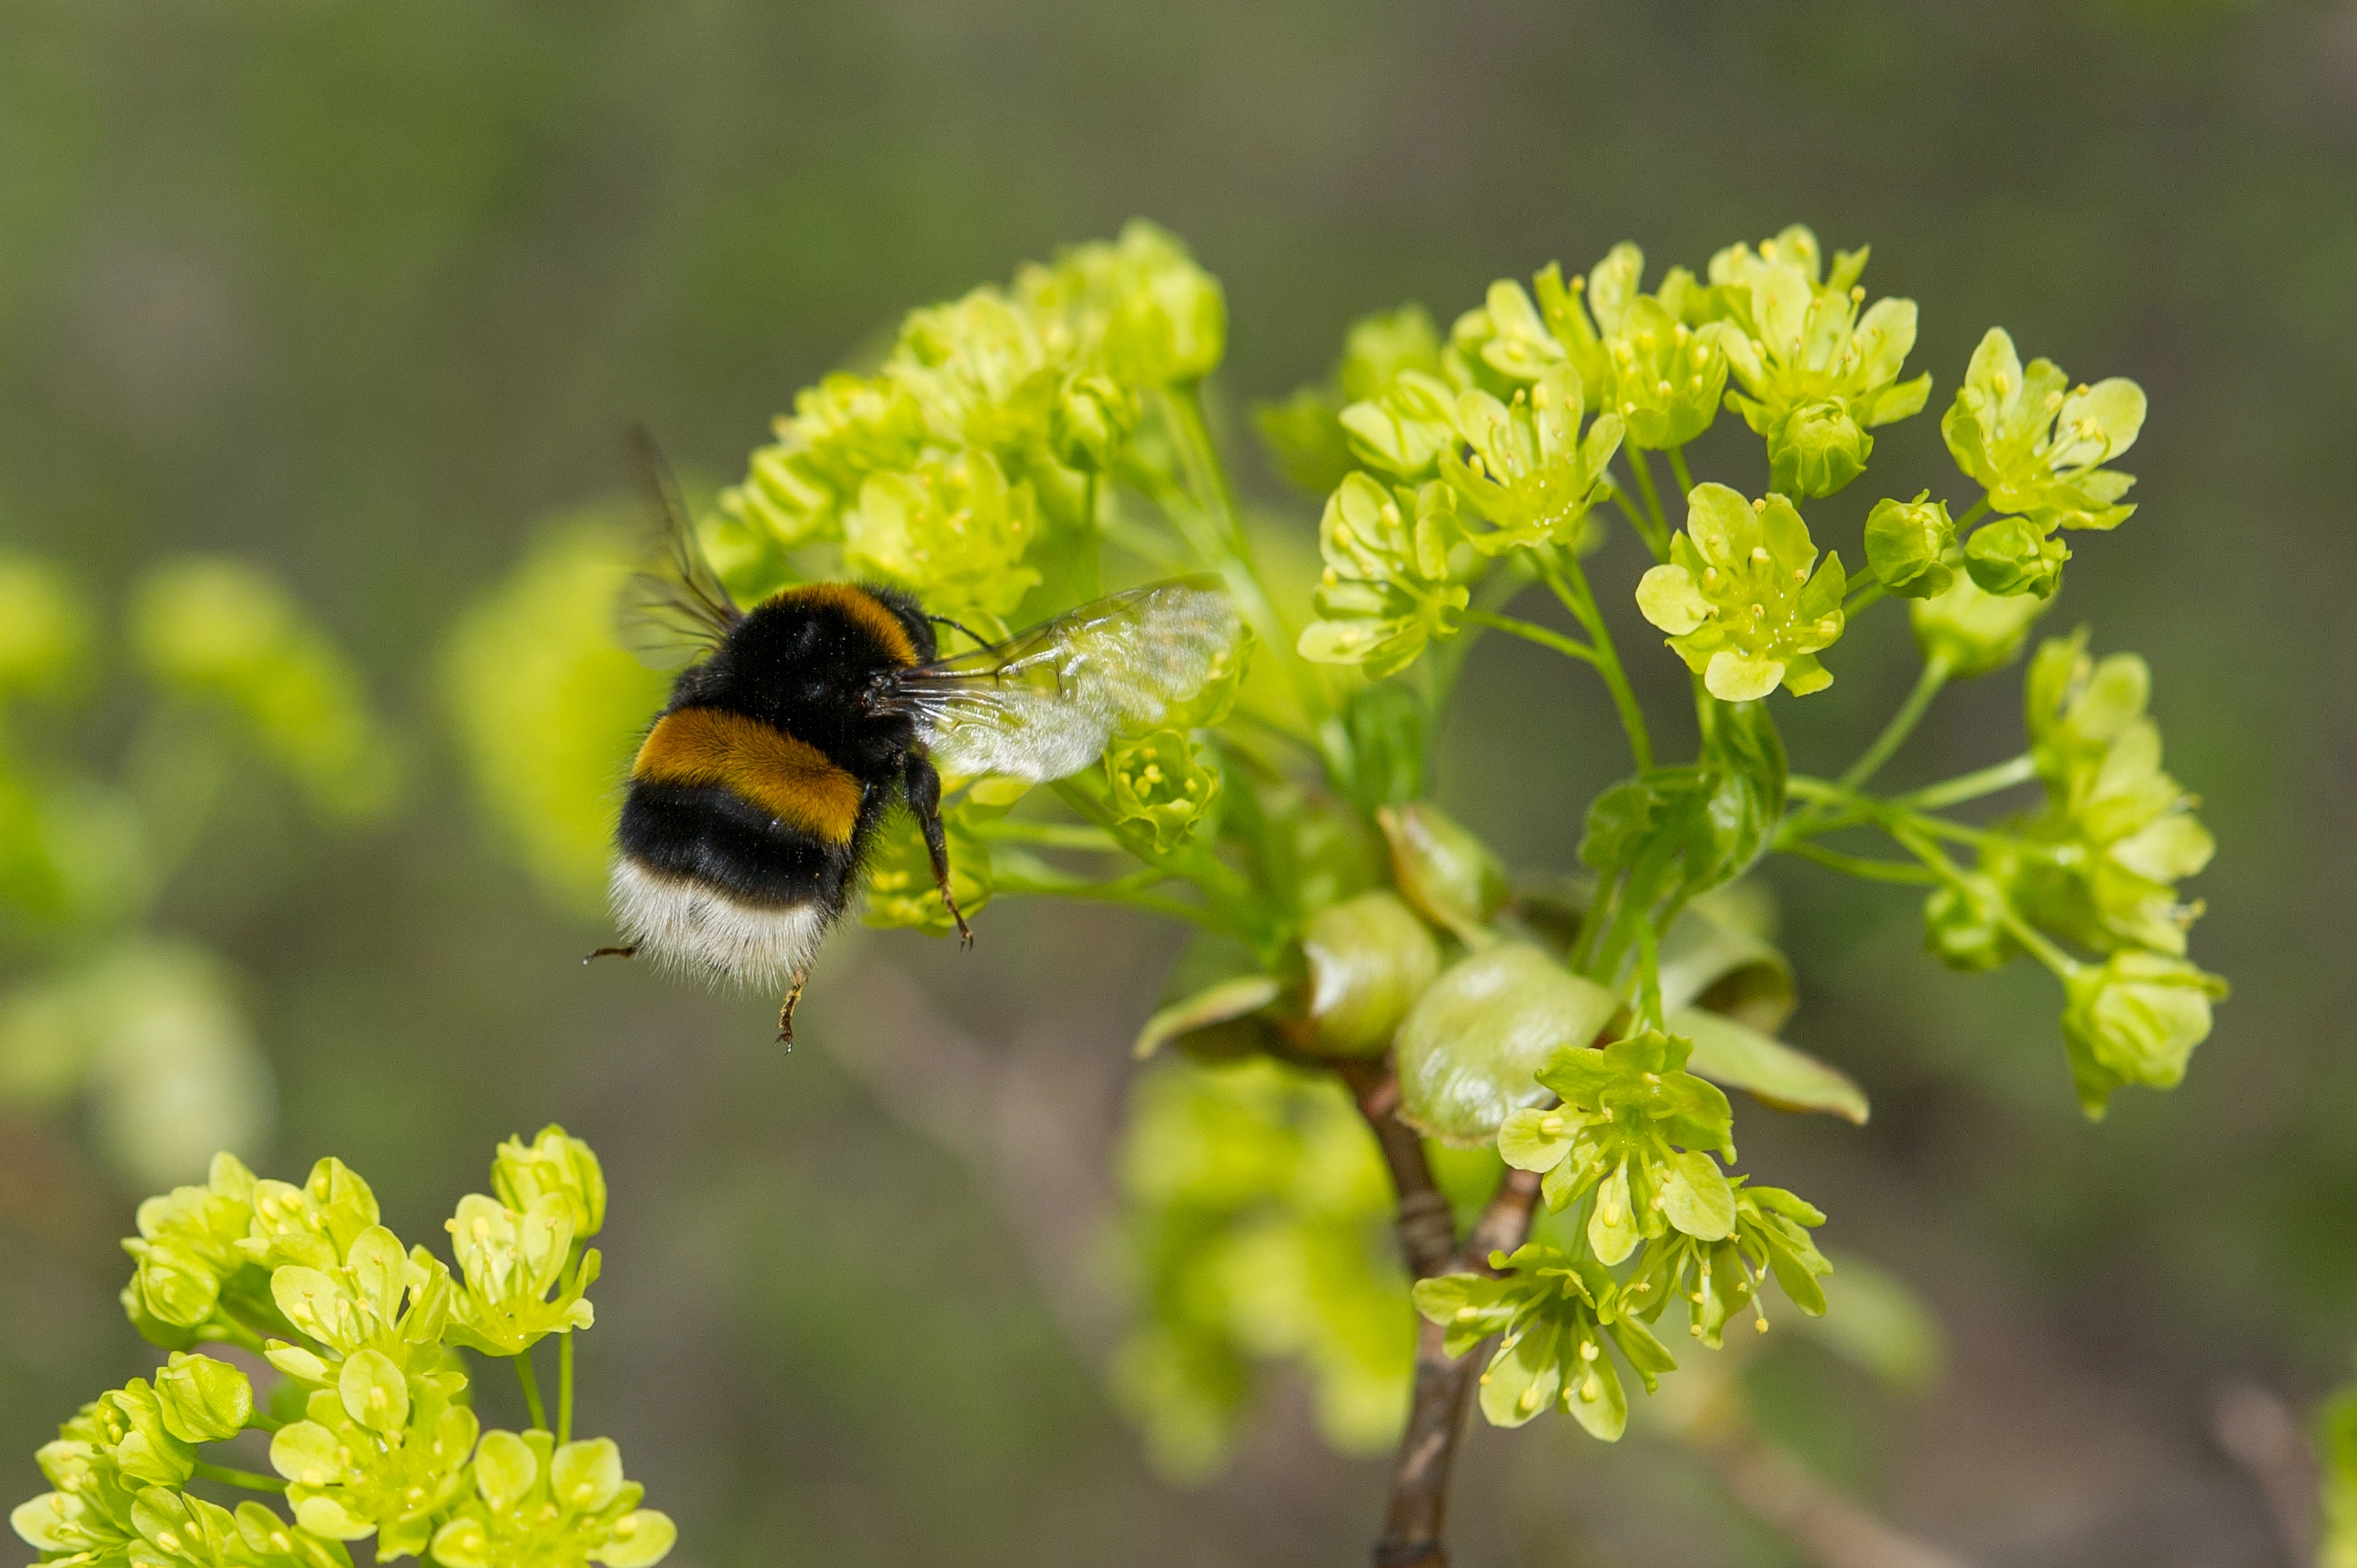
[1963,515,2069,598]
[1377,802,1505,942]
[1908,573,2049,678]
[1862,491,1956,599]
[155,1351,254,1443]
[1393,944,1621,1144]
[1047,371,1138,473]
[842,448,1042,618]
[493,1126,608,1240]
[1105,729,1222,853]
[1921,883,2014,972]
[2060,950,2229,1119]
[1769,400,1872,498]
[1295,892,1442,1057]
[93,1379,195,1487]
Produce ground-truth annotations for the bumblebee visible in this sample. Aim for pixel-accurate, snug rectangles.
[598,432,1242,1041]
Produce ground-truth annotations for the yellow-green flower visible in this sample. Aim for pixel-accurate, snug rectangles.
[269,1362,477,1557]
[1438,366,1623,556]
[2060,950,2228,1119]
[1713,228,1930,498]
[861,808,993,935]
[1635,484,1846,700]
[1106,729,1223,853]
[429,1431,675,1568]
[441,1194,596,1358]
[1943,328,2144,530]
[492,1126,607,1241]
[840,446,1041,616]
[1297,475,1473,679]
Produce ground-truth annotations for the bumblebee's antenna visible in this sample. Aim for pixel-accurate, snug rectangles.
[929,613,987,652]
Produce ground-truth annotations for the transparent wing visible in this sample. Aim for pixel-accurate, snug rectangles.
[616,424,743,670]
[887,576,1243,781]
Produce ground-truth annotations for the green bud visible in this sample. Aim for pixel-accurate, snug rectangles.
[90,1380,196,1489]
[1921,880,2016,972]
[243,1157,382,1273]
[1769,400,1872,498]
[1863,491,1957,599]
[0,551,92,702]
[1963,514,2069,598]
[1338,304,1444,401]
[1048,371,1138,473]
[1105,729,1222,853]
[155,1351,254,1443]
[120,1151,259,1340]
[1393,944,1621,1144]
[1635,484,1845,700]
[2060,950,2228,1119]
[492,1125,608,1240]
[1907,573,2049,678]
[1294,892,1442,1057]
[1376,801,1505,942]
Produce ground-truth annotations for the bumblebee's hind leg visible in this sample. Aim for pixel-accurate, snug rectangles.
[584,945,640,965]
[777,976,806,1049]
[903,753,973,947]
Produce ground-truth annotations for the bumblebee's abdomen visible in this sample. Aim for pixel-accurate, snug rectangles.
[630,707,864,845]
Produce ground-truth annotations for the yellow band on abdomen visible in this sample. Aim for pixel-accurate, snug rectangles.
[632,708,865,844]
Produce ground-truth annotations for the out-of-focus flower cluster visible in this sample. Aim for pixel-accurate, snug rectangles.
[15,1128,674,1568]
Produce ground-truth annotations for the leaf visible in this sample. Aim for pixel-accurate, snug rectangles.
[1133,976,1283,1060]
[1654,900,1796,1034]
[1670,1007,1869,1124]
[1394,945,1620,1145]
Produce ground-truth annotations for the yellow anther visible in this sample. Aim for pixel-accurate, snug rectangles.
[1850,285,1865,302]
[1792,566,1806,582]
[1751,498,1767,514]
[1750,545,1769,562]
[1539,1114,1564,1134]
[1581,1340,1600,1361]
[1655,379,1672,397]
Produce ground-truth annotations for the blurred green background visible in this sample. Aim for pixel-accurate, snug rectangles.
[1,1,2349,1563]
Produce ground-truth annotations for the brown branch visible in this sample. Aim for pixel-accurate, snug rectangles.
[2212,1381,2321,1566]
[1334,1055,1546,1568]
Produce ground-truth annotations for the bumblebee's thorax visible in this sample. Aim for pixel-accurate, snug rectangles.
[667,584,935,776]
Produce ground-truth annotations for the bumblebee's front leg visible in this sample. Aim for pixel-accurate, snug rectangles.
[903,752,973,947]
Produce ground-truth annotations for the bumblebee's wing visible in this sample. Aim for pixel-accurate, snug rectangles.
[616,424,743,670]
[885,576,1242,781]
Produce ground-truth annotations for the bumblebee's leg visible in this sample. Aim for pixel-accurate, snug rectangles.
[583,946,640,965]
[777,976,806,1050]
[903,753,973,947]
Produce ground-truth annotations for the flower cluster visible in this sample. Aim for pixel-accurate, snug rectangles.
[1411,1244,1676,1441]
[712,220,1222,615]
[14,1128,673,1568]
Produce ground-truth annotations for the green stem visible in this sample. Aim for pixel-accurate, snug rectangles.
[1780,841,1940,885]
[1894,754,2036,812]
[1843,581,1886,615]
[1635,917,1664,1028]
[192,1462,286,1493]
[1956,495,1993,530]
[1164,387,1325,723]
[241,1411,284,1434]
[994,870,1228,931]
[559,1330,575,1447]
[1604,483,1658,550]
[1836,655,1950,793]
[514,1350,548,1432]
[1538,554,1654,771]
[1463,610,1597,664]
[1627,447,1674,559]
[1887,821,2079,978]
[970,818,1122,851]
[1665,445,1694,501]
[1426,561,1537,708]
